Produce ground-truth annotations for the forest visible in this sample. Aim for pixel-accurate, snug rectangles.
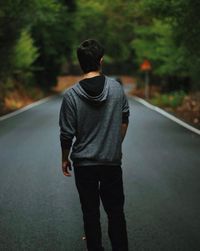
[0,0,200,122]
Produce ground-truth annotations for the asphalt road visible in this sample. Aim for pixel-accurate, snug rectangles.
[0,93,200,251]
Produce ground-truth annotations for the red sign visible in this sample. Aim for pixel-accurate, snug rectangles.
[140,59,152,71]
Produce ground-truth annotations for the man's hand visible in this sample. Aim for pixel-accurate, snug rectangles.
[62,159,72,177]
[121,123,128,142]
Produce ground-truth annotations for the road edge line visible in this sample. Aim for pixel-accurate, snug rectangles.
[0,94,59,121]
[131,95,200,136]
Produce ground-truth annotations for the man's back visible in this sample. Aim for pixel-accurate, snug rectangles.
[59,76,129,167]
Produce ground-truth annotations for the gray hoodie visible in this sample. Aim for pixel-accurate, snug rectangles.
[59,76,130,167]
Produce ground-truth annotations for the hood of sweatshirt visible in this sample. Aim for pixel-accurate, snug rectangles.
[73,76,109,105]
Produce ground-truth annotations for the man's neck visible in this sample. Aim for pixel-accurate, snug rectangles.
[83,71,101,79]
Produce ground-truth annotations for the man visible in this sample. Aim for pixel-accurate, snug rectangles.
[59,39,130,251]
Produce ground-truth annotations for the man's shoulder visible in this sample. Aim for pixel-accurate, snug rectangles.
[105,76,121,86]
[62,82,79,98]
[105,76,123,94]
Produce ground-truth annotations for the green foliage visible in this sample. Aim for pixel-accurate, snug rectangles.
[12,30,38,71]
[0,0,76,90]
[73,0,135,64]
[151,91,186,108]
[0,0,34,78]
[1,0,200,93]
[31,0,76,88]
[132,19,189,77]
[138,0,200,89]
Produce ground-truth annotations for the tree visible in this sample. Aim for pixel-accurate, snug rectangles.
[139,0,200,89]
[73,0,136,73]
[11,29,39,85]
[0,0,34,79]
[132,19,188,77]
[31,0,76,88]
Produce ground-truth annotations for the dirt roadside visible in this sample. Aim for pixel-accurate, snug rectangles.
[129,85,200,130]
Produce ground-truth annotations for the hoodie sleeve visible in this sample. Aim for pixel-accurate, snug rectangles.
[59,95,76,150]
[122,88,130,124]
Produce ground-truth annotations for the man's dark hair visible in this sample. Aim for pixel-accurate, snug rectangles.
[77,39,104,73]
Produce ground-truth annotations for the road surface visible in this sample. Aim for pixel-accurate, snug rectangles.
[0,92,200,251]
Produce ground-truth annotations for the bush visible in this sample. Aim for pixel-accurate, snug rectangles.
[11,30,38,85]
[151,91,186,108]
[12,30,38,70]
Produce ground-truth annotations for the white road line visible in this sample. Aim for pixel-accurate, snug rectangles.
[0,95,57,121]
[131,95,200,136]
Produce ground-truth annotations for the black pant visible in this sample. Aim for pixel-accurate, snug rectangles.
[74,165,129,251]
